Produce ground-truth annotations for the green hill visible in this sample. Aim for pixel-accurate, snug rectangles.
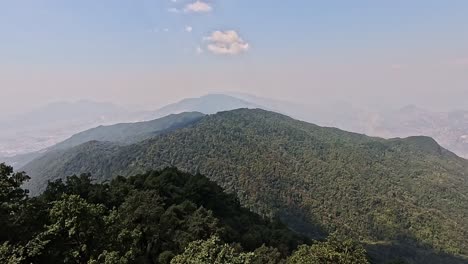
[50,111,205,150]
[5,112,204,169]
[22,109,468,262]
[1,165,317,263]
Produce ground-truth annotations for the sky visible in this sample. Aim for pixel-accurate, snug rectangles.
[1,0,468,116]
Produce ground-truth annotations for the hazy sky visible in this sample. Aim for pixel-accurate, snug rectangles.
[1,0,468,116]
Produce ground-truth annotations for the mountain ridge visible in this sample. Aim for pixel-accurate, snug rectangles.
[21,108,468,262]
[50,111,205,151]
[2,93,266,166]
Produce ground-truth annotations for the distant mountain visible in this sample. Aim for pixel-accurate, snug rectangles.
[0,151,45,169]
[228,96,468,159]
[50,112,204,150]
[143,94,265,120]
[1,94,263,167]
[378,106,468,158]
[6,93,468,165]
[22,109,468,263]
[314,104,468,159]
[224,92,347,126]
[215,95,468,159]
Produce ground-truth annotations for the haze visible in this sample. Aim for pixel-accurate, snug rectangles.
[4,2,468,263]
[1,0,468,117]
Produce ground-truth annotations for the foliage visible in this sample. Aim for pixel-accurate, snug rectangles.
[21,109,468,260]
[0,166,313,263]
[170,236,254,264]
[287,233,370,264]
[51,111,205,150]
[252,245,285,264]
[0,163,30,242]
[38,194,108,263]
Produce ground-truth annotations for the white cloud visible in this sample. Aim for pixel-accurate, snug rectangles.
[196,46,204,54]
[185,26,193,33]
[204,30,250,55]
[184,1,212,13]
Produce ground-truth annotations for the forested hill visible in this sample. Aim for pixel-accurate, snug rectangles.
[49,112,205,150]
[21,109,468,262]
[1,165,317,263]
[5,112,205,169]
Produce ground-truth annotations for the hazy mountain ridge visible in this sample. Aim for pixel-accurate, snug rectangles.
[50,112,205,151]
[21,109,468,263]
[141,94,265,120]
[5,93,468,163]
[0,94,263,166]
[223,96,468,159]
[330,105,468,159]
[177,94,468,159]
[1,112,203,169]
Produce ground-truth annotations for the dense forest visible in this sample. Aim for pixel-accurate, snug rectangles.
[51,112,205,151]
[0,163,377,263]
[19,109,468,263]
[4,112,205,169]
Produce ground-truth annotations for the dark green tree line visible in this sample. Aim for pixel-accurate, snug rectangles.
[0,163,374,263]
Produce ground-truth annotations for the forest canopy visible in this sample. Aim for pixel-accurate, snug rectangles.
[0,163,372,264]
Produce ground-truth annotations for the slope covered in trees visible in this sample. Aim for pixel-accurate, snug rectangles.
[1,163,377,264]
[50,112,205,150]
[9,112,204,171]
[21,109,468,262]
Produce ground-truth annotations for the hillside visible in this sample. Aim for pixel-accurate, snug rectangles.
[308,104,468,159]
[3,93,267,167]
[3,112,204,169]
[2,165,320,263]
[22,109,468,263]
[50,112,204,150]
[376,106,468,159]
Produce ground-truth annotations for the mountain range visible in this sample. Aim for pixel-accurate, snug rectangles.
[0,94,259,167]
[5,93,468,165]
[19,108,468,263]
[141,93,263,120]
[307,104,468,159]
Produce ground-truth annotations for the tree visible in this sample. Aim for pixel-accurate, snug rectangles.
[158,201,222,255]
[0,242,26,264]
[0,167,345,263]
[0,163,30,241]
[87,250,134,264]
[113,190,165,262]
[34,194,108,263]
[170,236,254,264]
[287,233,369,264]
[252,244,285,264]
